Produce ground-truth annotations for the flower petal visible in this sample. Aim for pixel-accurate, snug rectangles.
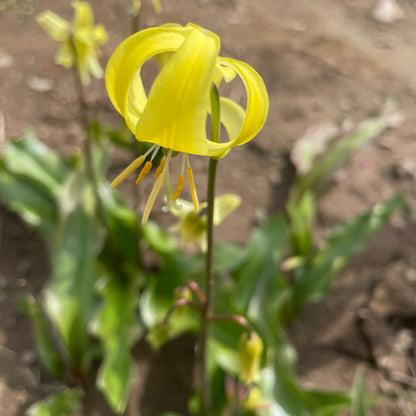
[134,27,220,154]
[217,57,269,148]
[37,11,70,42]
[213,194,241,225]
[105,25,190,121]
[219,98,245,144]
[72,0,94,31]
[55,43,73,68]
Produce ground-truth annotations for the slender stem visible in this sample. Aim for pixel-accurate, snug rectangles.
[131,0,141,33]
[199,85,220,415]
[208,314,254,336]
[162,299,202,325]
[185,280,207,303]
[68,37,107,224]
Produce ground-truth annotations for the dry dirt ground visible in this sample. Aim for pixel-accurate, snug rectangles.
[1,0,416,415]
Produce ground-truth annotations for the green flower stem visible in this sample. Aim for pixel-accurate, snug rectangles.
[68,37,102,216]
[131,2,141,34]
[199,84,220,415]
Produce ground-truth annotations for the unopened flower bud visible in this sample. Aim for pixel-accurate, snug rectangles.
[238,331,263,384]
[244,387,261,410]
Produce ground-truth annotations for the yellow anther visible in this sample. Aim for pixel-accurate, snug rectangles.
[173,174,185,200]
[155,156,166,178]
[142,173,165,224]
[187,167,199,212]
[136,161,153,184]
[110,155,145,189]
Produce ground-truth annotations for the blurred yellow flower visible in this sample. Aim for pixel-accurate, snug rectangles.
[37,1,108,85]
[170,194,241,251]
[106,23,268,223]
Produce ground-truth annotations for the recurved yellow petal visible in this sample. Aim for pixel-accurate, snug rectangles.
[217,57,269,148]
[37,11,70,42]
[105,25,189,118]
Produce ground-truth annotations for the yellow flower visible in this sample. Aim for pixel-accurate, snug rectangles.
[106,23,268,223]
[37,1,108,85]
[170,194,241,251]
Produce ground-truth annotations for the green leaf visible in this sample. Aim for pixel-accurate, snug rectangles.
[351,369,366,416]
[142,221,178,255]
[213,243,246,272]
[26,388,83,416]
[92,274,141,414]
[209,322,243,375]
[3,133,71,193]
[230,214,288,315]
[286,191,316,257]
[0,135,72,234]
[140,274,199,347]
[100,185,141,268]
[43,174,105,373]
[301,390,352,416]
[0,168,58,234]
[291,114,393,201]
[20,294,68,378]
[292,194,404,306]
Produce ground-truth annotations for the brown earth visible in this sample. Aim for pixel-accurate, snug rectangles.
[1,0,416,415]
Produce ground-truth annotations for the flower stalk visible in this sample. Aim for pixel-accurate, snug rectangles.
[198,84,220,415]
[68,36,103,221]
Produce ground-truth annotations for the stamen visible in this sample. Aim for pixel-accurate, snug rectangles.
[110,155,145,189]
[187,166,199,212]
[173,174,185,200]
[136,161,153,184]
[155,156,166,178]
[142,172,165,224]
[150,145,161,161]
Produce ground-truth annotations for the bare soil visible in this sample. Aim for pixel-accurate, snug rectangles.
[1,0,416,415]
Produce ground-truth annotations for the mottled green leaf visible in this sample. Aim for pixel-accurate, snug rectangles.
[20,294,67,378]
[43,174,105,373]
[92,275,141,414]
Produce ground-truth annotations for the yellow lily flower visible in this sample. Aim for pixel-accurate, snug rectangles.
[169,194,241,251]
[37,1,108,85]
[106,23,268,223]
